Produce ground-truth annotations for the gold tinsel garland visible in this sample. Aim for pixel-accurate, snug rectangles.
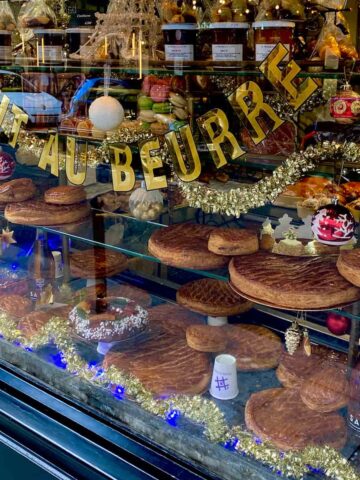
[176,142,360,218]
[0,312,358,480]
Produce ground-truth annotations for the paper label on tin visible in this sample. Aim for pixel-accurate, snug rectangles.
[165,44,194,61]
[212,44,243,62]
[37,45,62,62]
[256,43,290,61]
[0,46,11,62]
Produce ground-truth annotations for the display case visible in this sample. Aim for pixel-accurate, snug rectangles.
[1,1,360,480]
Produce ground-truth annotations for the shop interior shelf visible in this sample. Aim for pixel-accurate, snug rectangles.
[2,61,360,80]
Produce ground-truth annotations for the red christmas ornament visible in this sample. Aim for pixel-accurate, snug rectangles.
[330,83,360,124]
[0,151,15,180]
[311,203,355,246]
[326,313,351,336]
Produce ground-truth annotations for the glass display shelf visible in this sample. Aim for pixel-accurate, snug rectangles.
[2,61,359,80]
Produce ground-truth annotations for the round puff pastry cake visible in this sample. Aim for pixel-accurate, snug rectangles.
[208,228,259,256]
[177,279,253,316]
[44,185,86,205]
[70,248,128,279]
[229,251,360,310]
[0,294,32,318]
[148,224,229,270]
[19,306,71,340]
[0,178,37,203]
[224,324,282,371]
[337,249,360,287]
[5,200,90,226]
[148,303,204,335]
[245,388,347,451]
[104,332,211,396]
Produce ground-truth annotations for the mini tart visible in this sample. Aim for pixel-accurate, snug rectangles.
[0,178,37,203]
[337,249,360,287]
[69,297,148,342]
[45,185,87,205]
[186,325,227,352]
[208,228,259,256]
[176,279,252,316]
[5,200,90,226]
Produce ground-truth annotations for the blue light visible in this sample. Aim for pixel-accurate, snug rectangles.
[276,471,282,476]
[95,368,104,378]
[24,346,33,352]
[113,385,125,399]
[88,360,99,368]
[165,409,181,427]
[254,436,262,445]
[0,334,4,339]
[50,352,67,369]
[13,341,22,347]
[307,465,325,475]
[224,437,239,451]
[11,263,18,270]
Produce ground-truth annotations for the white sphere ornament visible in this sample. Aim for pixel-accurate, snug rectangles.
[89,96,124,132]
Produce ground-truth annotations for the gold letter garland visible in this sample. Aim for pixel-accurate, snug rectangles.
[110,144,136,192]
[176,142,360,218]
[197,109,245,168]
[259,43,319,112]
[165,125,201,183]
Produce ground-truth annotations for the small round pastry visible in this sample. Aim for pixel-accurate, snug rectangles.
[5,200,90,226]
[45,185,86,205]
[172,107,188,120]
[76,119,92,136]
[186,324,227,352]
[91,126,106,139]
[150,84,170,103]
[0,178,37,203]
[152,102,172,114]
[208,228,259,256]
[89,96,124,132]
[169,92,187,108]
[0,151,15,180]
[69,297,148,342]
[138,95,154,110]
[337,249,360,287]
[177,279,252,316]
[138,109,156,123]
[0,294,32,318]
[150,121,169,136]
